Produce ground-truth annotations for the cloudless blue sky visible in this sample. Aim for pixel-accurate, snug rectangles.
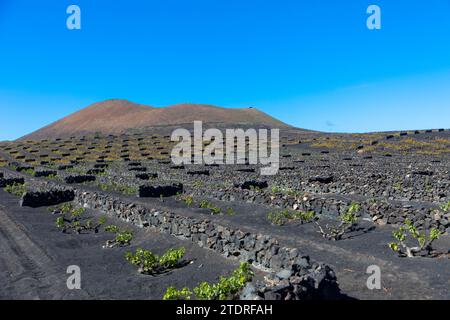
[1,0,450,140]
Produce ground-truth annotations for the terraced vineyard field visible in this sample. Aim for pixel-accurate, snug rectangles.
[1,128,450,300]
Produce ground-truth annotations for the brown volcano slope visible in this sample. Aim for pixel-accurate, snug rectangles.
[20,99,292,140]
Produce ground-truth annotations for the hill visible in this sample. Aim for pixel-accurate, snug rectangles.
[20,99,291,140]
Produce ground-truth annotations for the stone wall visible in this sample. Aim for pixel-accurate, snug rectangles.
[189,187,450,231]
[20,189,75,208]
[73,189,342,300]
[0,177,25,188]
[0,169,343,299]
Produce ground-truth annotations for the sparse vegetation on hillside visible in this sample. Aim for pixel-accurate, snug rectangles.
[314,203,360,241]
[267,209,316,226]
[104,225,134,248]
[163,262,254,300]
[3,182,27,197]
[55,206,106,234]
[96,181,138,195]
[198,199,221,215]
[389,219,442,258]
[440,201,450,213]
[126,247,186,275]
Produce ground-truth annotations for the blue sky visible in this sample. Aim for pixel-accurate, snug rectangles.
[1,0,450,140]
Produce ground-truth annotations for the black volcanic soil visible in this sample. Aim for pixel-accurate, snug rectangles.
[0,191,241,300]
[1,128,450,300]
[109,194,450,300]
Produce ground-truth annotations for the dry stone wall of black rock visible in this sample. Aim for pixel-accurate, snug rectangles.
[20,188,75,208]
[34,170,57,178]
[134,161,449,203]
[0,170,342,299]
[0,177,25,188]
[187,186,450,232]
[64,175,96,184]
[138,183,183,198]
[73,189,342,300]
[193,165,450,203]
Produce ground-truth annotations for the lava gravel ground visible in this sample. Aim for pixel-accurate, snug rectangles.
[133,196,450,300]
[0,191,243,300]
